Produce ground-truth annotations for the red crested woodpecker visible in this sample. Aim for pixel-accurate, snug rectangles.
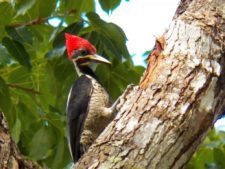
[65,33,115,163]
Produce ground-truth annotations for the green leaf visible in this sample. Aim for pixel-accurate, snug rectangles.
[0,1,144,168]
[214,148,225,168]
[46,106,65,135]
[26,0,56,19]
[5,26,33,44]
[64,0,82,10]
[15,0,36,16]
[46,46,66,59]
[11,118,21,143]
[87,12,130,60]
[29,26,44,42]
[43,57,74,111]
[0,2,13,25]
[188,129,225,169]
[19,120,44,156]
[39,0,56,17]
[95,32,121,60]
[2,37,32,69]
[48,136,70,169]
[195,148,214,169]
[0,44,11,67]
[17,101,38,130]
[29,126,55,160]
[53,22,84,48]
[99,0,121,13]
[7,66,31,84]
[96,61,144,99]
[64,0,95,13]
[0,26,6,39]
[82,0,95,13]
[0,77,11,113]
[47,22,84,59]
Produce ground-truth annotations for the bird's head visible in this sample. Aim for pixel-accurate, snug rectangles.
[65,33,111,66]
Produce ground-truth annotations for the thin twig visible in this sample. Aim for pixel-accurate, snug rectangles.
[7,83,41,95]
[6,9,77,27]
[8,17,50,27]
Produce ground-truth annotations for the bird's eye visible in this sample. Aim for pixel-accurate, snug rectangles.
[72,49,89,59]
[80,49,88,56]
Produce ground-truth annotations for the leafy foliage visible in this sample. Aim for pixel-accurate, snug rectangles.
[187,129,225,169]
[0,0,143,168]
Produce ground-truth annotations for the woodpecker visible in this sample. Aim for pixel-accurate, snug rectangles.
[65,33,115,162]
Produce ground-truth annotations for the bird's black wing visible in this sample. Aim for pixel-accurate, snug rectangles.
[66,75,92,162]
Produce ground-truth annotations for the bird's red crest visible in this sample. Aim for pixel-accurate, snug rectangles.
[65,33,96,60]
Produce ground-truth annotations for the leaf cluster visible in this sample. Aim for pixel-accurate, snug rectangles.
[0,0,144,168]
[187,129,225,169]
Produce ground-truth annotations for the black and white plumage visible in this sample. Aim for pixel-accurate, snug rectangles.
[65,33,115,163]
[66,74,113,162]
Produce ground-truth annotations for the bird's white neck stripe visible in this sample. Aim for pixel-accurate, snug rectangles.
[73,61,83,77]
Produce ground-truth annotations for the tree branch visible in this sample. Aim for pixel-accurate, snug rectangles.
[7,84,40,95]
[74,0,225,168]
[0,112,45,169]
[6,10,77,27]
[8,17,51,27]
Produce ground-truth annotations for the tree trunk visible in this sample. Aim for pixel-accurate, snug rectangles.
[75,0,225,168]
[0,112,45,169]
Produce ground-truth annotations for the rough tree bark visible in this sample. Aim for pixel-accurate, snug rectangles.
[75,0,225,168]
[0,0,224,169]
[0,112,45,169]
